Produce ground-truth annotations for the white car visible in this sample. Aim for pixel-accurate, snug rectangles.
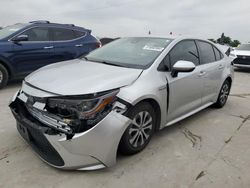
[230,44,250,68]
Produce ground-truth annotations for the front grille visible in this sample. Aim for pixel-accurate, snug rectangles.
[234,55,250,65]
[11,99,65,167]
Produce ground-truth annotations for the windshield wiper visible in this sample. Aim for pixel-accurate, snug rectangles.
[96,61,125,67]
[88,59,125,67]
[82,56,89,61]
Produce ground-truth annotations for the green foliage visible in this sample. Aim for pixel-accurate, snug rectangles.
[215,33,241,47]
[209,33,241,47]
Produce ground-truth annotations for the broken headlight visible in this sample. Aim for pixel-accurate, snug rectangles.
[45,89,119,133]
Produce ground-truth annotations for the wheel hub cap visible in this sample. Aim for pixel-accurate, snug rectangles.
[128,111,153,148]
[220,84,229,104]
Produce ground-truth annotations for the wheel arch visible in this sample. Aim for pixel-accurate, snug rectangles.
[225,76,232,87]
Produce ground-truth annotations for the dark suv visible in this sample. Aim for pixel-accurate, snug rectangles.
[0,20,101,88]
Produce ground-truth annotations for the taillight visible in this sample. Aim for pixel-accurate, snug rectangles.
[96,42,102,48]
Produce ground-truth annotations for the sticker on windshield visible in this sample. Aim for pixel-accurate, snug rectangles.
[143,45,164,52]
[9,28,19,31]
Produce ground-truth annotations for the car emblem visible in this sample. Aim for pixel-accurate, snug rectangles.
[242,56,246,59]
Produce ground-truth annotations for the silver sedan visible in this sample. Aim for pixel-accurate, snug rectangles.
[9,36,234,170]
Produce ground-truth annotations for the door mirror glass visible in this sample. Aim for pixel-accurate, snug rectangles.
[13,35,29,42]
[171,60,195,77]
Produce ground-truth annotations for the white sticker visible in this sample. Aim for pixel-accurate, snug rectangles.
[143,45,164,52]
[9,28,19,31]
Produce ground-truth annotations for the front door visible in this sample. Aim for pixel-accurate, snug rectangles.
[11,27,54,76]
[165,40,203,123]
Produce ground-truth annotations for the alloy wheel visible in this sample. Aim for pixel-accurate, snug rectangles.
[220,83,229,105]
[128,111,153,148]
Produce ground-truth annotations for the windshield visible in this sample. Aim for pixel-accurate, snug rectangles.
[0,23,29,40]
[236,44,250,51]
[85,37,173,69]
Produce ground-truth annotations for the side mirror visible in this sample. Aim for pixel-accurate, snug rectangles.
[171,60,195,77]
[12,35,29,42]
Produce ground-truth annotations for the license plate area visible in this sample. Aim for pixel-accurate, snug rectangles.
[17,123,31,142]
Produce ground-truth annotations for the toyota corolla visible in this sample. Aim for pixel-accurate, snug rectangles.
[9,36,234,170]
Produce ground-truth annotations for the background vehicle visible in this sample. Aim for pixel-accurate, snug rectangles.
[10,36,233,170]
[0,20,101,88]
[230,43,250,68]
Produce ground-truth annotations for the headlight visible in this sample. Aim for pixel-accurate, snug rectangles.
[46,89,119,119]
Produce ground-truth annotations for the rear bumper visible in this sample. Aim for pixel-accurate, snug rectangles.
[10,94,131,170]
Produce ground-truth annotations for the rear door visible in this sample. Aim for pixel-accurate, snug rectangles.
[166,40,203,122]
[196,41,224,104]
[12,27,54,75]
[51,27,83,62]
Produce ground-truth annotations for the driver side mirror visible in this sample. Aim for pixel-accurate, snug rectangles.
[171,60,196,77]
[12,35,29,42]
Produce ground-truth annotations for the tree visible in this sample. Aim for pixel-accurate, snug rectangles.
[230,40,241,47]
[216,33,241,47]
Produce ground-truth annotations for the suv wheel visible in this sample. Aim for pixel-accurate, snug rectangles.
[119,102,156,155]
[0,64,8,89]
[214,80,230,108]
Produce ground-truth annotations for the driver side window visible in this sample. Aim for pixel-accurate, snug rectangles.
[169,40,199,69]
[21,27,50,41]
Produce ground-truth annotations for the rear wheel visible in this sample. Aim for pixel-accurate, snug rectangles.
[0,64,8,89]
[214,80,230,108]
[119,102,156,155]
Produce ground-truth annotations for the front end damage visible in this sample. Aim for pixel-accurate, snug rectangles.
[9,82,131,170]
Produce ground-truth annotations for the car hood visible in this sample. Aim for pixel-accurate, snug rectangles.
[25,59,143,96]
[233,50,250,56]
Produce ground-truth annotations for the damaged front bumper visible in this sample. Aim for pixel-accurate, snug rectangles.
[9,87,131,170]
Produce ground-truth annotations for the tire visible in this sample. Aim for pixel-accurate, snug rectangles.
[0,64,8,89]
[119,102,156,155]
[214,80,231,108]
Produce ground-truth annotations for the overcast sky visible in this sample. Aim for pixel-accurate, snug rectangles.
[0,0,249,42]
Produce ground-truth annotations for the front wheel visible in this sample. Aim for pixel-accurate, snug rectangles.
[214,80,231,108]
[119,102,156,155]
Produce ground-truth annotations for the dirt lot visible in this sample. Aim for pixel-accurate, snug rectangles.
[0,69,250,188]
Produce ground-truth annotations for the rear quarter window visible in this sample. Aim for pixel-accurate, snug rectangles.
[74,30,86,38]
[52,28,75,41]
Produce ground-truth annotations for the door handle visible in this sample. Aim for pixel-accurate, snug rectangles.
[44,46,54,49]
[198,71,206,77]
[75,44,83,47]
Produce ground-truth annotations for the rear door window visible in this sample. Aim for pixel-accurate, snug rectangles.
[169,40,199,69]
[52,28,76,41]
[22,27,50,41]
[213,47,223,61]
[197,41,216,64]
